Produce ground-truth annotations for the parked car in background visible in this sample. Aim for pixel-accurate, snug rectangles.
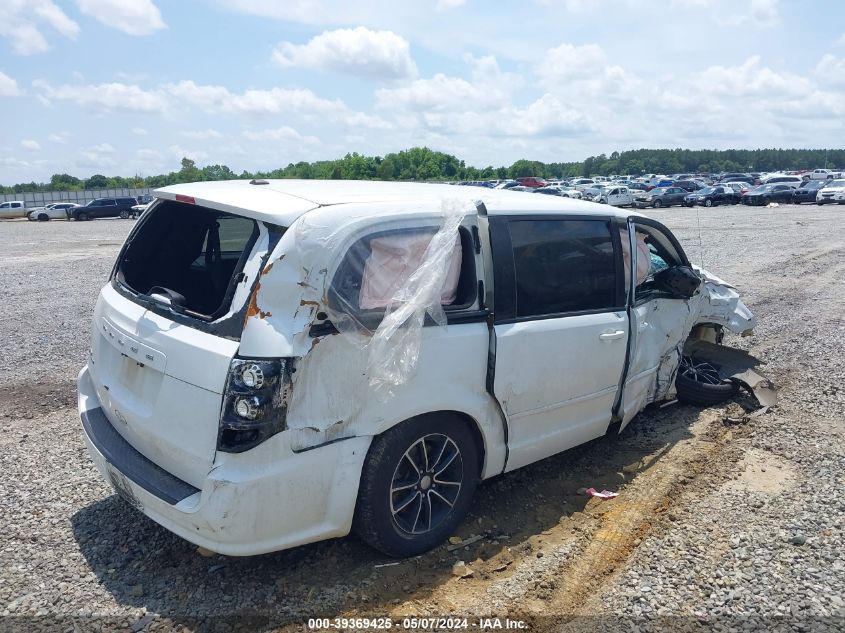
[684,186,738,207]
[803,168,842,181]
[721,175,753,185]
[516,177,547,188]
[557,186,583,199]
[791,180,828,204]
[571,178,596,191]
[761,175,802,188]
[130,201,151,217]
[495,180,520,189]
[741,184,795,206]
[719,173,752,183]
[70,197,138,221]
[27,202,80,221]
[634,186,689,208]
[722,182,751,196]
[673,180,704,192]
[581,183,609,200]
[534,186,566,196]
[816,179,845,205]
[596,186,634,206]
[0,200,29,219]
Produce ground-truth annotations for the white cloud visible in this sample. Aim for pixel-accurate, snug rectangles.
[75,0,166,36]
[48,131,70,143]
[132,127,148,135]
[243,126,319,144]
[0,71,21,96]
[376,53,588,140]
[815,54,845,89]
[540,43,607,81]
[436,0,466,8]
[718,0,780,27]
[21,139,42,151]
[168,145,208,163]
[695,56,809,98]
[165,80,389,128]
[90,142,115,153]
[0,0,79,55]
[33,80,169,113]
[180,129,223,139]
[272,27,417,79]
[376,74,491,112]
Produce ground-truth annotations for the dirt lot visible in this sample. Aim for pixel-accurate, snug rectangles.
[1,204,843,632]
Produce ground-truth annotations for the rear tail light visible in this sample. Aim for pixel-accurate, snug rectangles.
[218,357,293,453]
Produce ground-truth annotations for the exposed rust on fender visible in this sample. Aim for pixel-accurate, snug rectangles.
[262,262,274,275]
[300,299,320,307]
[310,337,321,351]
[246,281,261,318]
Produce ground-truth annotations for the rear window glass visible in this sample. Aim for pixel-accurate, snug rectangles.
[118,201,258,319]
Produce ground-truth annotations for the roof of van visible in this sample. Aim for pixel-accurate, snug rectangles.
[154,179,639,225]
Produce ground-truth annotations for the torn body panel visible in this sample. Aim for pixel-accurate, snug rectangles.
[235,201,507,476]
[619,266,759,429]
[684,339,778,407]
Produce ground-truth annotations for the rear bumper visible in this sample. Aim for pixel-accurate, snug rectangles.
[78,365,370,556]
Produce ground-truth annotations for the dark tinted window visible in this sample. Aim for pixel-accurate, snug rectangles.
[508,219,617,318]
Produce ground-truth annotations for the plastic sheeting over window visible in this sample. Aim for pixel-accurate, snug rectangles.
[295,199,468,399]
[620,228,650,287]
[359,231,462,310]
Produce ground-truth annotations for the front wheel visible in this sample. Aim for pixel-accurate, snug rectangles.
[676,356,738,406]
[119,210,130,219]
[704,199,713,207]
[653,199,662,208]
[76,211,88,221]
[38,214,49,221]
[354,414,479,557]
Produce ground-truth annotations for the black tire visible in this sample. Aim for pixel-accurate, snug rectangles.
[704,199,713,207]
[675,356,737,406]
[119,210,130,219]
[653,199,662,208]
[354,413,480,557]
[38,214,49,221]
[76,211,88,221]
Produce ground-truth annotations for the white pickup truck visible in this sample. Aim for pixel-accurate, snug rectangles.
[804,169,843,181]
[598,185,636,207]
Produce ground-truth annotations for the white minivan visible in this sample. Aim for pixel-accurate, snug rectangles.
[79,180,759,557]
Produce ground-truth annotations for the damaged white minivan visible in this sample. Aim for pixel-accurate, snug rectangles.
[78,180,769,557]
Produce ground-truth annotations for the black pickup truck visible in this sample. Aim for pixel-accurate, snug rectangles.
[70,197,138,221]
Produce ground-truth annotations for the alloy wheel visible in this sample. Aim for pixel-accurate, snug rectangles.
[390,433,463,535]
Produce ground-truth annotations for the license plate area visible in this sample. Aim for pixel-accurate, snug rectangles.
[107,466,142,510]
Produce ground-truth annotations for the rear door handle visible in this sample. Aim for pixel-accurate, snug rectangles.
[599,330,626,341]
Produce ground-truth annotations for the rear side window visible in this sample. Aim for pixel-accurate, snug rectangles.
[507,219,617,318]
[329,225,477,323]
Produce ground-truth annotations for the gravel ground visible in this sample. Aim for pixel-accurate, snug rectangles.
[0,204,843,632]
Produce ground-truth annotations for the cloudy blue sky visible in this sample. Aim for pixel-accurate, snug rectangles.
[1,0,844,183]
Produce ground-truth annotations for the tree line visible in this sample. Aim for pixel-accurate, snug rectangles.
[3,146,844,193]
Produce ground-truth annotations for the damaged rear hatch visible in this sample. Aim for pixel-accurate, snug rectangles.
[87,192,300,488]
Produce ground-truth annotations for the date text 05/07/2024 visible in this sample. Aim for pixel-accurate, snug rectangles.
[307,617,528,630]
